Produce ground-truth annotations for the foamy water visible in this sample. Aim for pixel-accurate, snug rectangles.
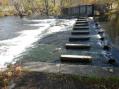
[0,18,76,68]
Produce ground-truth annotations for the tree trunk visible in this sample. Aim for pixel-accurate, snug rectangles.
[45,0,49,16]
[53,0,55,7]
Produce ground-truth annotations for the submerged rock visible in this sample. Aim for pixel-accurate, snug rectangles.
[103,45,111,51]
[108,58,116,64]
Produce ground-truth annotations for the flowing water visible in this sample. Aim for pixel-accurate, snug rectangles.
[0,16,76,68]
[0,16,119,68]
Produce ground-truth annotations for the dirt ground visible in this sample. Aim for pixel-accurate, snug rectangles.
[13,71,119,89]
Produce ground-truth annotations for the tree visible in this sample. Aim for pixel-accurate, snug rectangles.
[44,0,49,15]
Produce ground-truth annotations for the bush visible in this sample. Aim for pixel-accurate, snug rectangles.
[0,11,4,17]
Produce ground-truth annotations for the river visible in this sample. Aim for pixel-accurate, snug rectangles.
[0,16,119,68]
[0,16,76,67]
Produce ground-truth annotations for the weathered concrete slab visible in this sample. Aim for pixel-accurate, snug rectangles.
[69,35,90,42]
[76,21,88,24]
[60,55,93,63]
[23,62,119,77]
[71,30,90,35]
[65,43,91,50]
[23,62,60,73]
[60,64,119,77]
[75,24,89,26]
[73,26,89,30]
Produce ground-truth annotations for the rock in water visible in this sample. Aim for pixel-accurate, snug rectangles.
[108,58,116,64]
[103,45,111,51]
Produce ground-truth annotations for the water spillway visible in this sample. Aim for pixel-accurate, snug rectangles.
[0,17,76,68]
[1,17,118,68]
[60,17,117,64]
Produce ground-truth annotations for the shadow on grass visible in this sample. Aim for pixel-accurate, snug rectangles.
[13,71,119,89]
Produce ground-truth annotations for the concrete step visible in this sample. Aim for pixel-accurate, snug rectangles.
[71,30,90,35]
[75,24,89,26]
[73,26,89,30]
[60,55,93,63]
[77,19,87,22]
[23,62,119,78]
[76,21,88,23]
[65,43,91,50]
[76,22,88,24]
[69,36,90,42]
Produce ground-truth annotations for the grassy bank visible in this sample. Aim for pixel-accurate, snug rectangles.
[12,71,119,89]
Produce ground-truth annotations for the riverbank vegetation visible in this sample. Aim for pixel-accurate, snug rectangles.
[0,64,22,89]
[0,0,72,17]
